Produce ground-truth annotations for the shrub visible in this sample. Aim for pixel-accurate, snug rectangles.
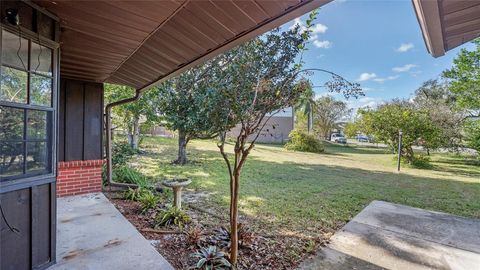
[124,187,151,201]
[138,192,159,213]
[285,129,324,153]
[305,239,316,254]
[154,207,191,229]
[397,154,432,169]
[185,227,205,247]
[411,155,433,169]
[112,165,148,187]
[464,119,480,153]
[112,142,137,166]
[213,223,255,249]
[191,246,231,270]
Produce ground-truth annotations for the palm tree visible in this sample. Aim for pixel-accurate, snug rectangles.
[294,83,315,133]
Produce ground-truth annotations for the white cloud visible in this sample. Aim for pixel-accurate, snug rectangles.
[357,73,377,81]
[396,43,414,52]
[373,75,400,82]
[347,97,384,118]
[361,87,383,93]
[410,70,422,77]
[393,64,417,72]
[313,40,332,49]
[290,18,328,34]
[351,97,384,109]
[312,23,328,34]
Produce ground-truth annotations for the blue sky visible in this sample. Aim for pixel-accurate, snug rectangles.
[280,0,475,111]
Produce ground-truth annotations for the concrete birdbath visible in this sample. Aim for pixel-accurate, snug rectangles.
[161,178,191,209]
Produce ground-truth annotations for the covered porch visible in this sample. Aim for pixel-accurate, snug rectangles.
[1,0,479,269]
[51,193,173,270]
[0,0,332,269]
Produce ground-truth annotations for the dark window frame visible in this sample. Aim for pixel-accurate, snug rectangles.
[0,26,58,184]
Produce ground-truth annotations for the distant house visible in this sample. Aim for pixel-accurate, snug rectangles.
[149,126,175,138]
[228,107,294,144]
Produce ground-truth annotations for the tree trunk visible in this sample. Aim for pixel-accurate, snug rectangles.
[132,117,140,150]
[128,117,140,150]
[405,146,415,164]
[307,111,312,133]
[174,129,188,165]
[230,168,240,266]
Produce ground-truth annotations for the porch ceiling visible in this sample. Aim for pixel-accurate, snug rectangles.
[33,0,331,89]
[413,0,480,57]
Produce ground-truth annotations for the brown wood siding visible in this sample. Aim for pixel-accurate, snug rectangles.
[58,79,103,161]
[0,181,55,270]
[0,188,31,270]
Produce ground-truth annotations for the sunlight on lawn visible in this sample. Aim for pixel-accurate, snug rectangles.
[131,136,480,235]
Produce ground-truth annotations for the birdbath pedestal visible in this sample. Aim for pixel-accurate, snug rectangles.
[162,178,191,209]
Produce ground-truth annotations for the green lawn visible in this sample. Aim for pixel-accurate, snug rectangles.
[130,136,480,236]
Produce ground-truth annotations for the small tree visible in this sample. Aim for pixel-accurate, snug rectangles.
[313,96,352,140]
[442,38,480,153]
[207,12,362,265]
[154,63,222,165]
[104,84,160,149]
[464,120,480,153]
[443,38,480,116]
[295,82,315,133]
[412,79,465,152]
[357,101,440,163]
[343,122,358,139]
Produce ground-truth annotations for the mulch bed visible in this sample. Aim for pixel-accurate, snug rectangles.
[105,190,331,270]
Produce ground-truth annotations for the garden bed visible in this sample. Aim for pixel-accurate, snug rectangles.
[105,190,331,270]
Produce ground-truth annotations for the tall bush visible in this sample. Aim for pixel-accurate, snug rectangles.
[285,129,324,153]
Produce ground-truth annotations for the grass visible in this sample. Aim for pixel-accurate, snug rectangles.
[130,136,480,236]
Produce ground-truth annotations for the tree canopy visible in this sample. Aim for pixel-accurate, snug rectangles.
[443,38,480,116]
[443,38,480,153]
[357,100,440,163]
[104,84,160,149]
[313,96,351,140]
[412,79,464,150]
[154,63,224,164]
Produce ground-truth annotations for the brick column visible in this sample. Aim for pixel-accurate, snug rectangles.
[57,160,105,197]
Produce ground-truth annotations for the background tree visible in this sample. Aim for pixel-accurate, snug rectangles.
[443,38,480,117]
[464,120,480,153]
[356,100,440,163]
[343,122,358,138]
[313,96,351,140]
[443,38,480,153]
[154,63,222,165]
[412,79,465,152]
[206,12,363,264]
[294,82,315,133]
[104,84,160,149]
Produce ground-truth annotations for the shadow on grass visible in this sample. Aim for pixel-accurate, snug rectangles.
[132,142,480,235]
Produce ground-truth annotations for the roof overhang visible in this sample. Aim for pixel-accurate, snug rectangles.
[32,0,332,90]
[413,0,480,57]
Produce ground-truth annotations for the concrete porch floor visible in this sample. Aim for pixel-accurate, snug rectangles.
[298,201,480,270]
[50,193,174,270]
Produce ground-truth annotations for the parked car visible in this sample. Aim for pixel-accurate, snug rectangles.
[357,135,370,142]
[331,133,347,144]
